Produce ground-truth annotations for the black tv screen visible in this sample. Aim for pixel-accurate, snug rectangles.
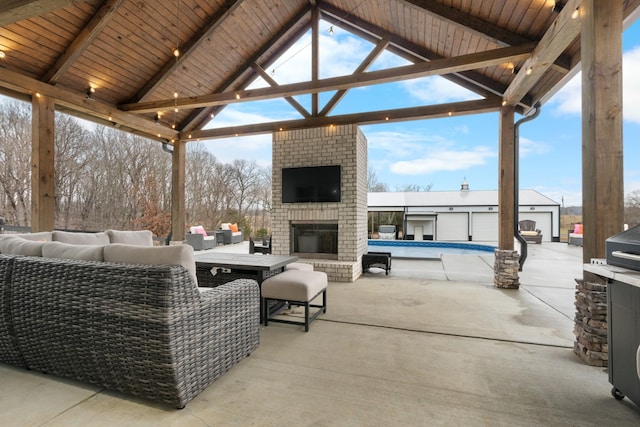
[282,165,341,203]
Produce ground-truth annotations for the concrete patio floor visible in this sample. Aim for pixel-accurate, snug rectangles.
[2,242,640,426]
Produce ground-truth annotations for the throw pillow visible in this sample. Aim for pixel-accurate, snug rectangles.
[53,230,110,245]
[104,243,197,285]
[192,226,207,236]
[106,229,154,246]
[42,241,105,261]
[220,223,231,230]
[229,223,239,233]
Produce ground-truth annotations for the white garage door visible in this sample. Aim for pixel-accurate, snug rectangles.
[471,212,498,242]
[519,212,552,242]
[436,213,469,241]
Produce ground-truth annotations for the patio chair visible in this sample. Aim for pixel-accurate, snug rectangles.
[519,220,542,244]
[186,226,216,250]
[249,235,271,254]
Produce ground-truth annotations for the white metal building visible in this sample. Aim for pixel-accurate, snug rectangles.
[368,188,560,242]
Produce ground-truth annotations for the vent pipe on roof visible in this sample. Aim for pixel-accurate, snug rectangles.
[514,102,541,270]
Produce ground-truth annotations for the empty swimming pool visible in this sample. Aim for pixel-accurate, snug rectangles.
[367,240,496,259]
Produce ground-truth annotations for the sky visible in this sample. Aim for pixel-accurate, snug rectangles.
[200,17,640,208]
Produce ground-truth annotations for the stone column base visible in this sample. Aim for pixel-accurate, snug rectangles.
[494,249,520,289]
[574,279,608,366]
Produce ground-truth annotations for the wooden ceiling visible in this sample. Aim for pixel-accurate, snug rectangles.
[1,0,639,143]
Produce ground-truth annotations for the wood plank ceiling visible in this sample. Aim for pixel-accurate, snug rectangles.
[0,0,639,143]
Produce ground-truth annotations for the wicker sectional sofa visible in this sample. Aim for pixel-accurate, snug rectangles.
[0,231,260,408]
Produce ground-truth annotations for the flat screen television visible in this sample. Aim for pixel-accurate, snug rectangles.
[282,165,341,203]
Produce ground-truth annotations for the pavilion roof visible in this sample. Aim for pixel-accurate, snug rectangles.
[1,0,639,143]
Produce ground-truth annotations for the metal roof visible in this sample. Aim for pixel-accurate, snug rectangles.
[368,189,560,208]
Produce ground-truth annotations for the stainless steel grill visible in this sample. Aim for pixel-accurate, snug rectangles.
[606,225,640,270]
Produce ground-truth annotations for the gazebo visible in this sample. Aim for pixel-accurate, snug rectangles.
[1,1,637,364]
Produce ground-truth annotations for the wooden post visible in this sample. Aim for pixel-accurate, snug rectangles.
[31,94,55,232]
[498,105,515,250]
[581,0,624,266]
[171,140,186,242]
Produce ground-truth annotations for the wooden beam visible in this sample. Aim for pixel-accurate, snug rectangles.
[581,0,624,266]
[132,0,245,103]
[319,3,534,108]
[319,38,389,116]
[402,0,571,73]
[498,105,515,250]
[31,94,55,232]
[42,0,125,84]
[171,140,186,242]
[184,97,501,140]
[122,43,534,114]
[0,0,77,26]
[0,67,178,141]
[503,0,581,106]
[311,6,319,115]
[252,64,310,118]
[180,4,312,132]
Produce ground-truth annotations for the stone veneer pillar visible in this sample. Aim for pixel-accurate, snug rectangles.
[574,277,608,366]
[493,249,520,288]
[271,125,368,282]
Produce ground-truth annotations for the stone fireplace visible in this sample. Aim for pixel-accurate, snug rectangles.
[271,125,368,282]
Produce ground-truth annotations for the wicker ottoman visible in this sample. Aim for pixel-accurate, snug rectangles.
[261,270,327,332]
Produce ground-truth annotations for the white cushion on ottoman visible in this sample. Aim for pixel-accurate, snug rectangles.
[262,270,327,302]
[285,262,314,271]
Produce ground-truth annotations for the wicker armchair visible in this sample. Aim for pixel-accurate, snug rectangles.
[1,254,259,408]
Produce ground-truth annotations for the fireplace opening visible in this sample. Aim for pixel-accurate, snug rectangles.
[291,223,338,259]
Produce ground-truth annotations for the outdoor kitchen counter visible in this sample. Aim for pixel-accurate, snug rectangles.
[584,262,640,288]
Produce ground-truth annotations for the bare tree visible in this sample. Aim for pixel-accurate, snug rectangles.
[625,190,640,227]
[395,183,433,192]
[0,100,32,225]
[367,166,388,192]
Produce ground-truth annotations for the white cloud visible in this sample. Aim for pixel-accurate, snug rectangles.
[401,76,481,104]
[623,45,640,124]
[550,45,640,124]
[519,137,551,158]
[389,146,496,175]
[366,130,452,158]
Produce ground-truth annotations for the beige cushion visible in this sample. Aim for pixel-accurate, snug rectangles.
[0,236,45,256]
[262,270,327,301]
[53,230,110,245]
[42,241,104,261]
[6,231,53,241]
[285,262,314,271]
[104,243,197,285]
[106,229,154,246]
[520,230,539,237]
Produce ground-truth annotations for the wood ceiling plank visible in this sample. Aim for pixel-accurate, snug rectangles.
[180,4,311,132]
[132,0,245,103]
[503,0,581,106]
[0,0,82,26]
[404,0,570,73]
[43,0,125,84]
